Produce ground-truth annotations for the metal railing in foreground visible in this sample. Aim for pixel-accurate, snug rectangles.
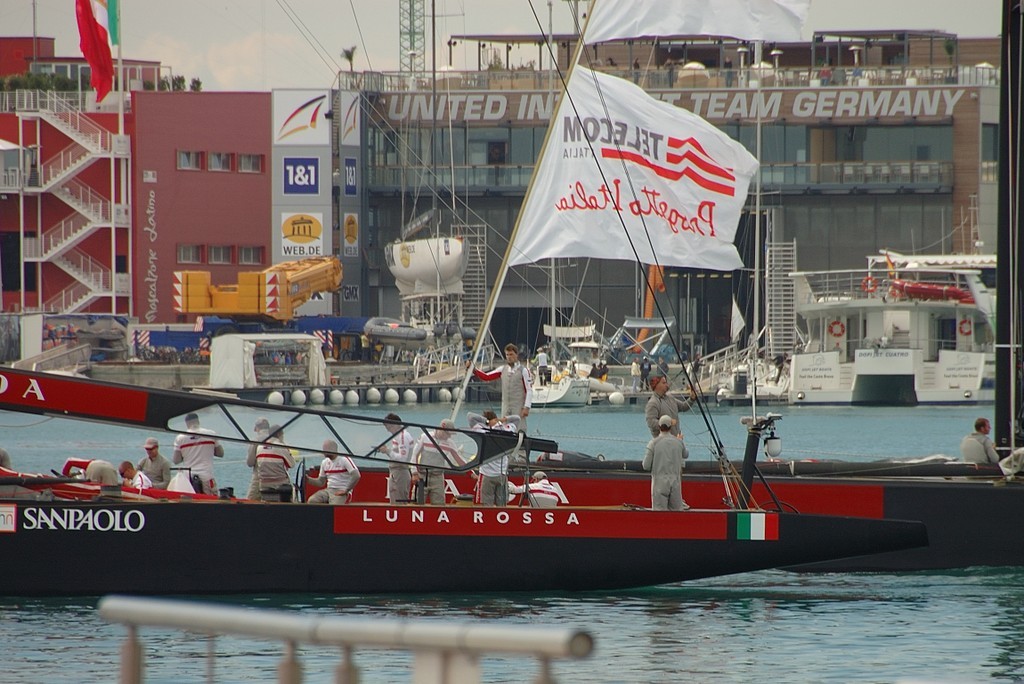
[99,595,594,684]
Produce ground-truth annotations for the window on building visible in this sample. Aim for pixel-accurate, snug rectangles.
[177,244,203,264]
[467,128,508,165]
[208,152,233,172]
[238,154,264,173]
[982,124,999,163]
[208,245,233,264]
[177,151,203,170]
[238,246,265,265]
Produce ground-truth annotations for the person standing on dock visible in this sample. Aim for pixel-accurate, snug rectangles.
[640,356,653,390]
[630,357,642,393]
[470,343,533,433]
[137,437,171,489]
[960,417,1000,465]
[644,375,697,438]
[172,412,224,495]
[307,439,361,504]
[642,415,690,511]
[380,413,416,503]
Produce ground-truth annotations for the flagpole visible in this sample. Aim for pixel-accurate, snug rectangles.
[450,1,596,422]
[116,0,124,135]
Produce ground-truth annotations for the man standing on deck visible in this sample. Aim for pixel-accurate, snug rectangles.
[642,415,690,511]
[412,419,460,504]
[961,417,1000,464]
[137,437,171,489]
[379,412,416,503]
[173,412,224,495]
[644,375,697,438]
[468,410,520,506]
[470,343,533,433]
[245,417,272,499]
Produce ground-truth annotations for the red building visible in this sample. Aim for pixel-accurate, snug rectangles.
[131,92,271,322]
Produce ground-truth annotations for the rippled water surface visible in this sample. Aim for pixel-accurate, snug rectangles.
[4,569,1024,683]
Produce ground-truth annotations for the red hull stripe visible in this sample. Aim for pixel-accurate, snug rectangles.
[0,373,149,422]
[333,506,778,541]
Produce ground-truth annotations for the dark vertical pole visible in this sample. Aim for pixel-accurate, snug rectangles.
[995,0,1022,450]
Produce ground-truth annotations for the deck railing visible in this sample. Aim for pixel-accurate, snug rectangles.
[99,595,593,684]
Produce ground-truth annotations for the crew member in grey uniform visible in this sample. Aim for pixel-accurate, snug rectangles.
[644,374,696,438]
[642,415,690,511]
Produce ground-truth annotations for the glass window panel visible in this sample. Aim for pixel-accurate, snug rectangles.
[208,246,232,264]
[177,244,202,264]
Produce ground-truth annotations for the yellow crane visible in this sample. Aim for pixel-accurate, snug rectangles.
[173,257,343,322]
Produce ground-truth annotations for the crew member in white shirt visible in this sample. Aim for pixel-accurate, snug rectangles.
[173,412,224,495]
[510,471,562,508]
[307,439,361,504]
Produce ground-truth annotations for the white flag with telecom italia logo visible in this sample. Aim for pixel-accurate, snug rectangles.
[509,69,757,270]
[584,0,810,44]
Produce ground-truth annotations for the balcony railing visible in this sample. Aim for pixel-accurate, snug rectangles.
[100,595,593,684]
[368,160,952,193]
[354,64,999,93]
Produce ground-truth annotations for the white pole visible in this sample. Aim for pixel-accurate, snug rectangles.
[451,1,597,421]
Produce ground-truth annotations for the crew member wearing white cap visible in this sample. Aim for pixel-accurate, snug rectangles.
[137,437,171,489]
[412,419,460,504]
[254,424,295,502]
[641,414,690,511]
[467,410,520,506]
[173,412,224,495]
[509,471,562,508]
[245,417,272,499]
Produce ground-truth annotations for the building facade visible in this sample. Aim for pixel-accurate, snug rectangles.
[0,31,1004,359]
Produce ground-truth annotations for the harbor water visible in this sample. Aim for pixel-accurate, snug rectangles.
[2,402,1020,682]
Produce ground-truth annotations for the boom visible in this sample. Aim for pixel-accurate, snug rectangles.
[173,257,343,322]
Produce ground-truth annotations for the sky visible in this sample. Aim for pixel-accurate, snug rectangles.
[0,0,1004,92]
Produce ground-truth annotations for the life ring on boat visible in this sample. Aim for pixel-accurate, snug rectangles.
[959,318,973,336]
[827,320,846,337]
[860,276,879,293]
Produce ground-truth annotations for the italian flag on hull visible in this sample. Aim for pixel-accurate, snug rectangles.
[75,0,118,102]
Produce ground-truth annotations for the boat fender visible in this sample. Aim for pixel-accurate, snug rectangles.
[860,276,879,293]
[827,320,846,337]
[959,318,973,336]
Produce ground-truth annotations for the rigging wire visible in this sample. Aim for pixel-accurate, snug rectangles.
[274,0,342,76]
[522,0,733,464]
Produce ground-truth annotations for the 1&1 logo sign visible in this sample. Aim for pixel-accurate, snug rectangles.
[283,157,320,195]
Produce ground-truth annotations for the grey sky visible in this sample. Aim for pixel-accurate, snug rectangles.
[1,1,1002,91]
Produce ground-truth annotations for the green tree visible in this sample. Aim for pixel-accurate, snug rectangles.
[342,46,357,73]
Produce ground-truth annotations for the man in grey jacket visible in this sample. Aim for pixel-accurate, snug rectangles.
[644,374,696,438]
[960,417,1000,464]
[642,415,689,511]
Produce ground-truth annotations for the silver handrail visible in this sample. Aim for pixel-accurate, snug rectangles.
[99,595,593,684]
